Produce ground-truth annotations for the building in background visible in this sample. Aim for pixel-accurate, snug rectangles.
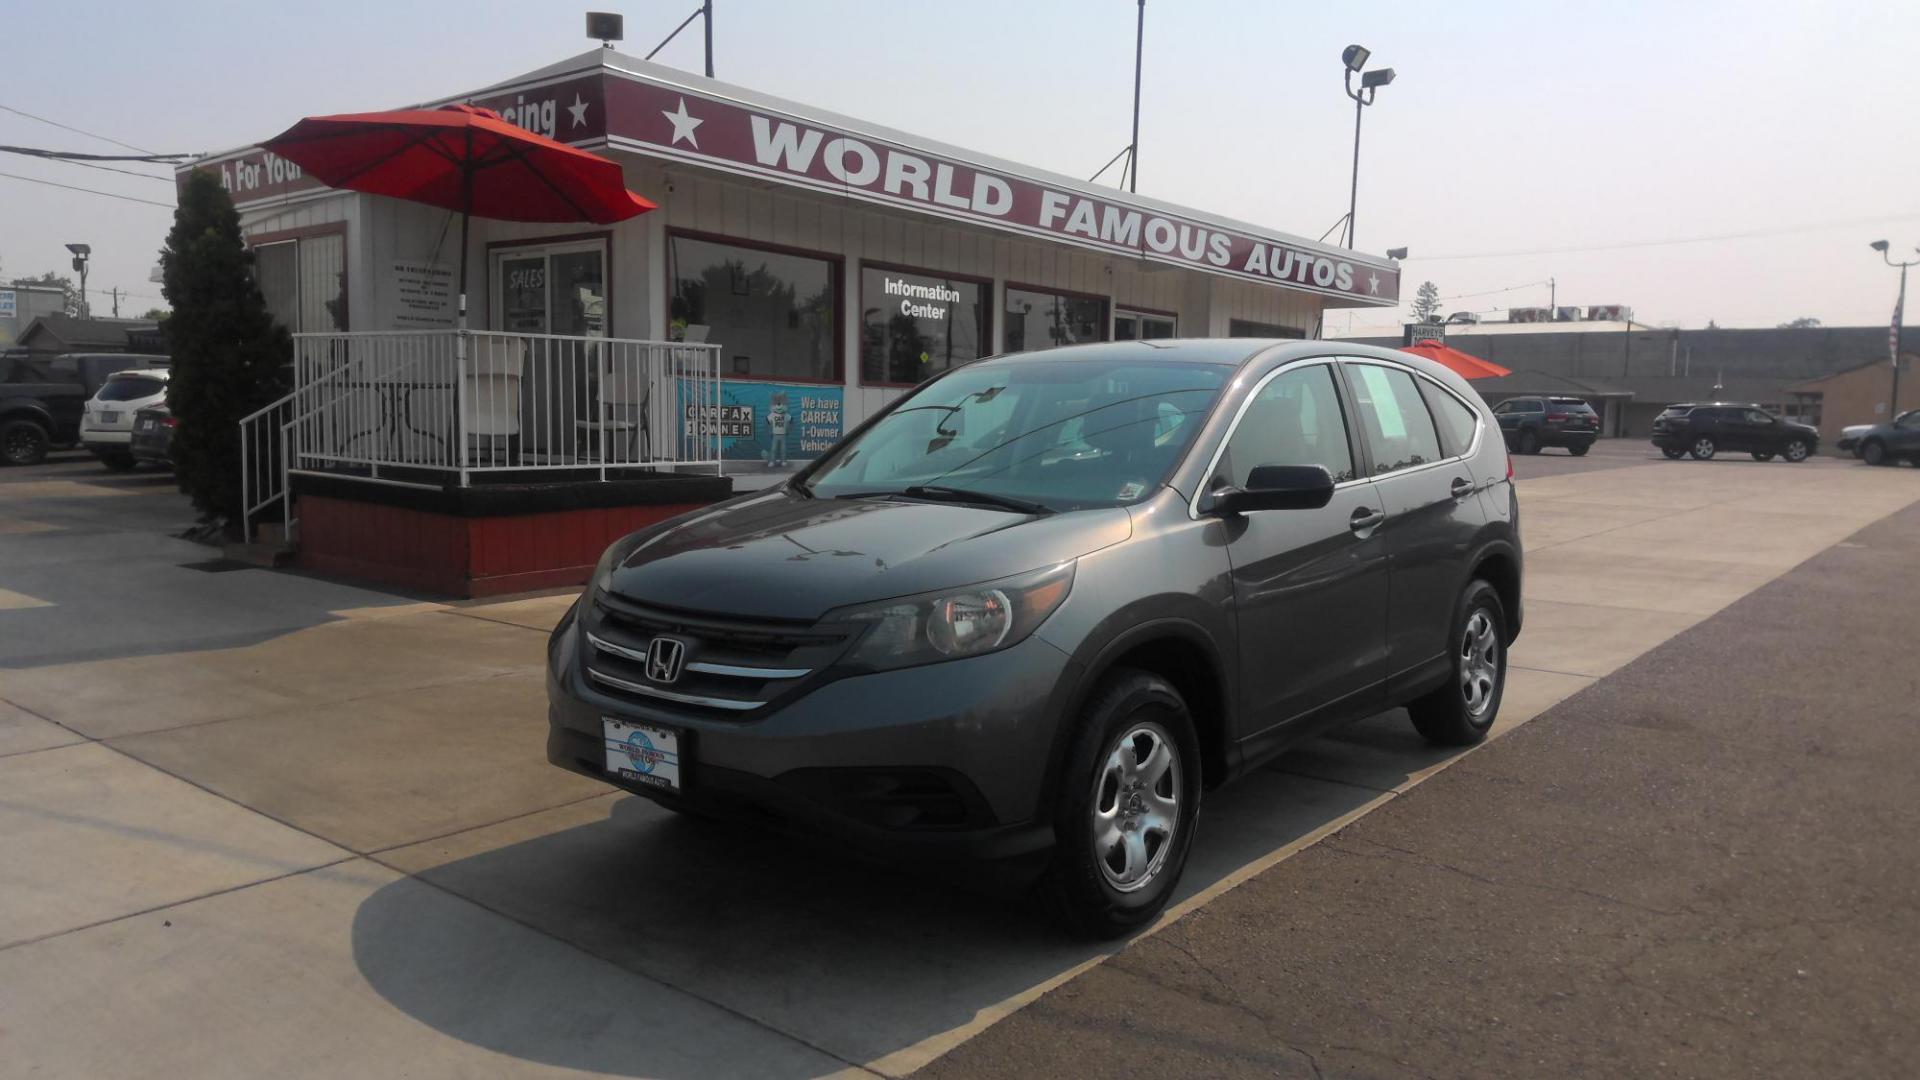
[12,313,162,355]
[0,284,69,346]
[179,47,1403,462]
[1788,355,1918,449]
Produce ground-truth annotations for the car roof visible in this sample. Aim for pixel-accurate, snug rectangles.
[105,368,169,380]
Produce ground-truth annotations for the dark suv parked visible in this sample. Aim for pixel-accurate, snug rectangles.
[546,340,1523,936]
[1492,395,1599,455]
[1650,403,1818,462]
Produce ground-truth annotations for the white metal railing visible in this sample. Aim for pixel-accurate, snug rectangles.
[239,330,725,543]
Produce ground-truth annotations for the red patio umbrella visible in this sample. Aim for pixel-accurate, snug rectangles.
[261,104,656,329]
[1398,338,1512,380]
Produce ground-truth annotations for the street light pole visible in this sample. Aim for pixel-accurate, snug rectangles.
[1340,46,1395,250]
[1871,240,1915,416]
[1129,0,1144,193]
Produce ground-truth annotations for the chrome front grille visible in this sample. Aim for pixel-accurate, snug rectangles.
[583,597,851,715]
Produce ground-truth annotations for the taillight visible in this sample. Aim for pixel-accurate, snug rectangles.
[161,417,177,428]
[1506,452,1514,481]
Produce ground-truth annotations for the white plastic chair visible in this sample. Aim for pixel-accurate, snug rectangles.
[576,355,650,464]
[463,339,523,464]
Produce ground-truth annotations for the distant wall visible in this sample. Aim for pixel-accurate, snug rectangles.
[1350,325,1896,383]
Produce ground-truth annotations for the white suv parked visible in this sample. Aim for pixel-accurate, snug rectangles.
[82,369,169,470]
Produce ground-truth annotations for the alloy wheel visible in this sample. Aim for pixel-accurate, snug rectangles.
[1460,608,1500,718]
[1692,437,1716,460]
[1091,721,1181,893]
[1784,440,1809,462]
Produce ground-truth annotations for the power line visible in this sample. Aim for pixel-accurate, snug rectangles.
[0,146,172,183]
[1416,212,1920,261]
[1437,279,1550,302]
[0,169,174,208]
[0,103,157,155]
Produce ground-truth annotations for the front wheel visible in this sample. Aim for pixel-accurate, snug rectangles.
[1689,436,1718,461]
[1408,580,1508,747]
[1862,440,1889,466]
[1517,430,1542,455]
[1039,669,1202,939]
[1,419,51,467]
[1781,439,1810,463]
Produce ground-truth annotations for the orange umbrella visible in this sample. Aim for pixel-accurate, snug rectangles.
[1399,339,1511,380]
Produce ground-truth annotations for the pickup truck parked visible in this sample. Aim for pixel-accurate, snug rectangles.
[0,352,168,466]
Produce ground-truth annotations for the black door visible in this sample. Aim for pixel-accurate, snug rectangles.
[1340,361,1490,691]
[1212,361,1388,736]
[1887,411,1920,456]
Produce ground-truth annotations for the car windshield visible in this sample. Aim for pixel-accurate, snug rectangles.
[802,356,1231,511]
[97,375,163,402]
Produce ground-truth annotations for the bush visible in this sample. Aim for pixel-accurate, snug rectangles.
[160,171,291,530]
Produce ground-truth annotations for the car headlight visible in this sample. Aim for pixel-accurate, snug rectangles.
[827,562,1076,672]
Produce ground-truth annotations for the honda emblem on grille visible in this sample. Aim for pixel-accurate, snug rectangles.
[644,637,687,684]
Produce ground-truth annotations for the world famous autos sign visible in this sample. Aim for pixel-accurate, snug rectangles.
[602,77,1398,305]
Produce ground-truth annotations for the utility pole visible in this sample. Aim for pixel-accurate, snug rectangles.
[703,0,714,78]
[111,287,120,317]
[1871,240,1914,416]
[1128,0,1144,192]
[1549,277,1555,312]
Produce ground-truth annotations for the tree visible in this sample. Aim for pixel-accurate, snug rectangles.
[1778,316,1821,329]
[8,271,79,315]
[140,307,171,321]
[1411,280,1443,323]
[160,170,291,530]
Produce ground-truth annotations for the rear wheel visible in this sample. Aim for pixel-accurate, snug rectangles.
[1568,444,1590,457]
[1408,580,1508,747]
[1689,436,1718,461]
[100,452,137,472]
[1862,440,1889,466]
[1517,430,1541,455]
[1,419,50,467]
[1751,451,1775,462]
[1039,669,1201,939]
[1782,439,1810,463]
[1662,447,1687,460]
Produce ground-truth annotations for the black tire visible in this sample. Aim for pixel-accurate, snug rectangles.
[1661,447,1686,460]
[1688,435,1718,461]
[1,419,51,467]
[1862,440,1889,466]
[1407,580,1508,747]
[1781,439,1811,463]
[1517,430,1542,455]
[1751,451,1775,462]
[1568,444,1590,457]
[1039,668,1203,939]
[100,452,138,472]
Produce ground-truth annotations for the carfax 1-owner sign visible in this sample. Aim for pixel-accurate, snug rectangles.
[683,382,844,462]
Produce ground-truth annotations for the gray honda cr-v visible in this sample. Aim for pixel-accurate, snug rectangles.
[547,339,1522,937]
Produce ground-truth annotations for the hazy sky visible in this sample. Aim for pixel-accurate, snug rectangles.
[3,0,1916,330]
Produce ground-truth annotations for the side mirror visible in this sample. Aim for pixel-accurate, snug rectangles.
[1207,464,1336,515]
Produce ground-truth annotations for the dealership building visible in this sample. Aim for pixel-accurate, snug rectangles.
[186,46,1402,460]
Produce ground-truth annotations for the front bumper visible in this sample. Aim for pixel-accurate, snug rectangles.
[546,609,1083,878]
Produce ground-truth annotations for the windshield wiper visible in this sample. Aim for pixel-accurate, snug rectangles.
[900,485,1053,515]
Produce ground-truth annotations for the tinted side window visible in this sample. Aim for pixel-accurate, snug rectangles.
[1418,379,1481,458]
[1520,398,1545,413]
[49,358,79,383]
[1744,409,1774,424]
[1219,364,1357,485]
[1346,364,1444,477]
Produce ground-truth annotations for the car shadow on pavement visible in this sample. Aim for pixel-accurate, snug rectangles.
[349,752,1398,1076]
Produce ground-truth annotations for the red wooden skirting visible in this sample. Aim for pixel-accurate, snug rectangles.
[298,494,704,598]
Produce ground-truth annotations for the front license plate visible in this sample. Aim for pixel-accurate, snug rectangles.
[602,717,682,792]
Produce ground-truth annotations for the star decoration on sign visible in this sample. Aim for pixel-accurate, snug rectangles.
[567,94,589,129]
[1368,272,1381,295]
[663,98,703,149]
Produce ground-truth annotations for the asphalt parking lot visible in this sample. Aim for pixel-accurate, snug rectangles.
[2,439,1916,1078]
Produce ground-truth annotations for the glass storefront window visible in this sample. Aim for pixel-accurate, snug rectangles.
[1004,286,1109,353]
[859,266,988,385]
[1115,310,1176,341]
[670,234,839,382]
[254,233,347,333]
[491,240,606,336]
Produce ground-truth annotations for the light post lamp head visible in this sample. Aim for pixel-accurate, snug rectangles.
[1342,45,1371,73]
[1386,247,1408,260]
[1362,67,1397,90]
[1872,240,1890,253]
[65,243,91,257]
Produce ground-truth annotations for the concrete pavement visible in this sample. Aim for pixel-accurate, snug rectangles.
[2,442,1916,1077]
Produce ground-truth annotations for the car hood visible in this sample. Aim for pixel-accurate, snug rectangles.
[599,487,1133,621]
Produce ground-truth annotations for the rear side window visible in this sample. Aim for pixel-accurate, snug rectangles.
[1548,398,1594,413]
[97,375,164,402]
[1345,363,1443,476]
[1219,364,1357,485]
[4,360,52,383]
[1417,379,1482,459]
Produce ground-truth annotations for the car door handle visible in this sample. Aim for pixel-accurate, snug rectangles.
[1451,477,1475,499]
[1349,507,1385,532]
